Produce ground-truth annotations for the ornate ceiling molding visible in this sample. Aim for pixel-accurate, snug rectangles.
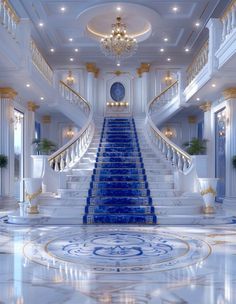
[0,87,17,100]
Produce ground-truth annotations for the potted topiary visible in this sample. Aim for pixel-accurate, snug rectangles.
[233,156,236,169]
[182,138,207,155]
[32,138,57,155]
[0,154,8,197]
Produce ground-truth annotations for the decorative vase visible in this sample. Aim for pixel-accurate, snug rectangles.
[24,178,42,214]
[198,178,219,214]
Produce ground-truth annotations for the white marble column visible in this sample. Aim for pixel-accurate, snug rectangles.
[137,63,150,114]
[206,18,223,73]
[24,101,39,178]
[0,88,17,197]
[86,63,99,108]
[200,102,214,177]
[223,88,236,209]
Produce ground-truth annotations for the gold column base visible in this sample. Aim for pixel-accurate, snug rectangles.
[202,206,215,214]
[27,205,39,214]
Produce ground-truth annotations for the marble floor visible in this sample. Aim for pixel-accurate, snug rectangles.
[0,218,236,304]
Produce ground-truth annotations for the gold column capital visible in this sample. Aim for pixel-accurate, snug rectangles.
[27,101,39,112]
[223,87,236,100]
[42,115,51,123]
[137,63,150,77]
[86,63,99,78]
[199,101,211,112]
[0,87,17,99]
[188,115,197,124]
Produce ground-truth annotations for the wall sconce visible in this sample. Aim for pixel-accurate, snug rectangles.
[106,101,129,107]
[161,126,176,139]
[66,70,74,86]
[66,127,74,138]
[164,71,173,86]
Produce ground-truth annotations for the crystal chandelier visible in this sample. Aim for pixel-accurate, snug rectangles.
[100,17,138,63]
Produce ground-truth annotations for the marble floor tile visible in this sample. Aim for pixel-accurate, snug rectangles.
[0,221,236,303]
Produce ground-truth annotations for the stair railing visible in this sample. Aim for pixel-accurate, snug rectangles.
[59,81,90,115]
[0,0,19,39]
[48,84,94,171]
[146,81,192,173]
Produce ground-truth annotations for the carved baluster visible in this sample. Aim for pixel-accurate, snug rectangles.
[226,12,231,35]
[222,18,227,42]
[162,141,166,156]
[70,144,75,165]
[54,156,60,172]
[65,149,70,168]
[177,153,183,171]
[183,157,188,172]
[172,149,177,166]
[60,153,65,171]
[232,4,236,29]
[75,139,79,159]
[167,145,172,161]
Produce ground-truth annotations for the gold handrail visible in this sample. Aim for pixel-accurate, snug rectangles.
[146,81,192,163]
[60,80,91,110]
[149,80,178,109]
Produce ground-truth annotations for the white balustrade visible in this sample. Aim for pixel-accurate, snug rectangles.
[30,39,53,84]
[146,81,192,173]
[60,81,90,116]
[0,0,19,39]
[221,1,236,43]
[186,40,209,85]
[49,85,94,171]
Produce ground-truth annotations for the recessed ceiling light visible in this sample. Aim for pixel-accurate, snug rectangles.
[212,83,216,88]
[74,48,79,52]
[116,6,121,11]
[39,22,44,27]
[70,58,74,62]
[172,6,178,12]
[60,6,66,12]
[195,22,200,27]
[196,97,200,101]
[40,97,44,101]
[160,48,164,52]
[185,48,190,52]
[26,83,30,87]
[164,37,168,42]
[167,58,171,62]
[69,38,73,42]
[50,48,55,52]
[117,62,120,67]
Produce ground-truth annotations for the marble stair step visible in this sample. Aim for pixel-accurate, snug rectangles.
[95,163,144,169]
[96,157,143,163]
[150,189,178,197]
[58,189,88,198]
[85,205,155,215]
[97,152,141,157]
[87,196,152,205]
[89,181,149,189]
[152,196,203,206]
[154,205,202,215]
[91,174,147,182]
[83,214,157,224]
[88,188,150,197]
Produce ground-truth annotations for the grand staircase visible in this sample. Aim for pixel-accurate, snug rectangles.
[83,118,157,224]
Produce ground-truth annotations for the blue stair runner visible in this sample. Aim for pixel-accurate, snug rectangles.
[83,118,157,224]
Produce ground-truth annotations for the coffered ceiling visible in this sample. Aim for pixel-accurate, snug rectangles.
[12,0,230,69]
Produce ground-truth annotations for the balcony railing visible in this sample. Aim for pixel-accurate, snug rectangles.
[49,84,94,171]
[186,40,209,85]
[30,39,53,84]
[146,81,192,173]
[0,0,19,38]
[149,80,178,115]
[221,0,236,43]
[59,81,90,116]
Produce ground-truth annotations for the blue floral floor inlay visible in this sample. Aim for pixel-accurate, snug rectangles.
[83,117,157,224]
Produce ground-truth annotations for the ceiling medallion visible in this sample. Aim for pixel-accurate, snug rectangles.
[100,17,138,64]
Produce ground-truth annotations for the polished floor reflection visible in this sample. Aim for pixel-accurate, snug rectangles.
[0,220,236,303]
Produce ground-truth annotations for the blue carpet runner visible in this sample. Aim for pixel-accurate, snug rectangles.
[83,117,157,224]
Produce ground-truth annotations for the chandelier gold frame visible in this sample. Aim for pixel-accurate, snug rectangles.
[100,17,138,63]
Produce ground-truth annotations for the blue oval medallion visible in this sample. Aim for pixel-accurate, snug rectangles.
[110,82,125,101]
